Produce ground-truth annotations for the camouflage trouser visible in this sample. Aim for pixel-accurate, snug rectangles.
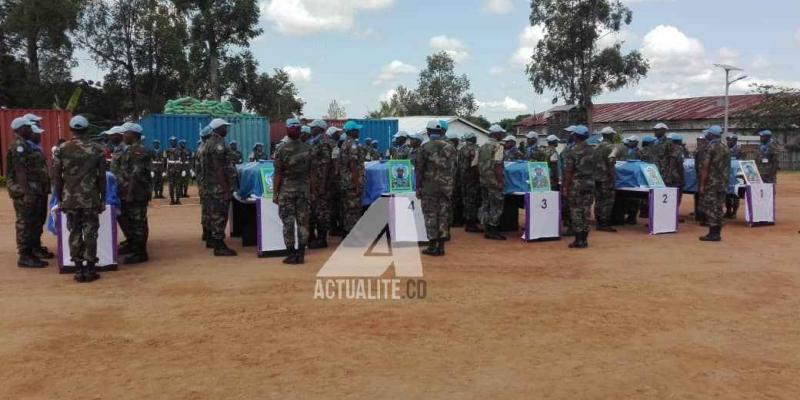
[181,168,191,195]
[593,180,616,224]
[462,181,481,222]
[568,184,595,233]
[341,188,362,232]
[168,169,182,200]
[422,194,452,240]
[278,191,310,248]
[13,198,37,255]
[32,195,48,249]
[64,208,100,263]
[152,169,164,195]
[700,190,726,227]
[327,186,342,231]
[310,193,330,233]
[206,195,230,241]
[479,186,504,227]
[200,195,210,238]
[118,202,149,247]
[725,194,740,213]
[449,187,462,225]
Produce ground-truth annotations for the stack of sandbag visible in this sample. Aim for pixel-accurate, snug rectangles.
[163,97,255,117]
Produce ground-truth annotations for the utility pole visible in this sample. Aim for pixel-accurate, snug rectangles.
[714,64,748,134]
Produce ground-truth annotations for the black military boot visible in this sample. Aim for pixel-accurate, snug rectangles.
[119,241,134,256]
[213,240,237,256]
[73,261,85,282]
[422,240,438,255]
[596,221,617,233]
[484,226,506,240]
[308,231,328,249]
[83,262,101,282]
[295,245,305,264]
[464,221,484,233]
[699,226,722,242]
[123,245,149,264]
[18,251,47,268]
[436,239,445,256]
[569,232,588,249]
[33,246,55,259]
[282,247,297,264]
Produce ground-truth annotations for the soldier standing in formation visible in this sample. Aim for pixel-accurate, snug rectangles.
[151,140,166,199]
[416,120,456,256]
[558,127,577,235]
[338,121,366,234]
[534,135,561,190]
[196,127,212,246]
[407,133,422,166]
[249,143,268,162]
[756,130,780,184]
[273,118,313,264]
[165,137,184,205]
[325,126,345,236]
[698,125,730,242]
[524,132,539,160]
[502,135,523,161]
[307,119,332,249]
[229,141,243,164]
[562,125,594,249]
[593,127,618,232]
[477,124,507,240]
[178,139,191,198]
[112,123,152,264]
[693,135,709,224]
[6,117,50,267]
[53,116,107,282]
[200,118,238,256]
[619,136,642,224]
[445,130,463,228]
[388,131,410,159]
[26,115,56,260]
[725,134,743,218]
[363,138,379,161]
[458,132,482,233]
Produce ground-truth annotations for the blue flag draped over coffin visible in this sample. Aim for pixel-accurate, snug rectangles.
[503,161,532,193]
[236,161,273,199]
[47,172,120,235]
[615,159,739,193]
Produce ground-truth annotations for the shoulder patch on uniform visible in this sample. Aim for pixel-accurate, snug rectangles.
[216,144,224,151]
[16,146,24,153]
[351,143,358,150]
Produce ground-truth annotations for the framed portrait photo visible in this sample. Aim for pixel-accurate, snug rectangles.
[739,160,763,185]
[527,162,551,192]
[260,165,275,198]
[640,163,666,188]
[388,160,414,193]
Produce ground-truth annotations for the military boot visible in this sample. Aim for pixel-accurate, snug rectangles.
[73,261,86,282]
[18,251,47,268]
[464,221,484,233]
[213,240,237,256]
[83,262,101,283]
[118,241,134,256]
[122,245,149,264]
[699,226,722,242]
[282,247,297,264]
[569,232,588,249]
[436,239,445,256]
[484,226,506,240]
[308,231,328,249]
[422,240,438,256]
[32,247,55,260]
[295,245,306,264]
[596,221,617,232]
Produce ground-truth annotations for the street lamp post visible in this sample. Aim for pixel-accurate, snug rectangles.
[714,64,748,134]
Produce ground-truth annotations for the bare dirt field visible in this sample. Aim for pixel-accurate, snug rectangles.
[1,174,799,399]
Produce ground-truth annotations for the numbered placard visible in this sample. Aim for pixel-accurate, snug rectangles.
[388,193,428,242]
[523,191,560,240]
[649,187,678,234]
[745,183,774,224]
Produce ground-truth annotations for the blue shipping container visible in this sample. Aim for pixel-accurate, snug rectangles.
[352,119,397,154]
[138,114,270,156]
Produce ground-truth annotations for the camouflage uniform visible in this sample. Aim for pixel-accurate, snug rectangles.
[196,138,209,241]
[458,142,480,225]
[200,134,238,242]
[700,138,731,228]
[389,143,411,159]
[564,141,596,233]
[181,148,193,197]
[338,137,365,232]
[640,145,656,164]
[249,148,267,162]
[151,145,166,198]
[477,138,505,228]
[725,143,744,217]
[694,140,709,223]
[310,136,335,237]
[593,141,617,226]
[165,145,185,203]
[230,148,243,164]
[6,137,47,258]
[275,138,312,250]
[756,141,780,184]
[558,144,574,231]
[29,141,51,254]
[365,145,381,161]
[112,141,153,253]
[53,137,107,264]
[504,147,523,161]
[417,140,456,241]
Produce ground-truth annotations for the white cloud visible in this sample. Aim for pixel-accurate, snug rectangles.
[430,35,469,63]
[380,88,396,102]
[261,0,393,36]
[510,25,545,68]
[283,66,312,82]
[488,66,505,76]
[478,97,528,112]
[716,46,740,65]
[483,0,512,14]
[373,60,417,85]
[751,55,771,70]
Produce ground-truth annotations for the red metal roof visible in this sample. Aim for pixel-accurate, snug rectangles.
[518,112,547,127]
[517,94,764,128]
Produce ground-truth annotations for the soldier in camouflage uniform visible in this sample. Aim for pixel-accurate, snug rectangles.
[693,135,709,224]
[165,137,184,205]
[151,140,166,198]
[364,138,381,161]
[725,134,743,218]
[524,132,539,160]
[339,121,366,233]
[534,135,561,189]
[200,119,238,256]
[112,123,153,264]
[273,118,313,264]
[594,127,618,232]
[458,132,482,233]
[562,125,595,249]
[558,129,577,235]
[616,136,643,225]
[27,118,56,260]
[445,130,463,228]
[196,127,213,247]
[6,118,49,268]
[502,136,523,161]
[249,143,268,162]
[477,124,507,240]
[638,135,657,219]
[417,120,456,256]
[408,133,422,167]
[388,131,411,159]
[53,116,107,282]
[756,130,780,184]
[229,141,243,164]
[325,126,345,236]
[178,140,191,198]
[698,125,731,242]
[306,120,333,249]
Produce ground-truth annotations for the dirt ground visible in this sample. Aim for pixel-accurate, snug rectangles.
[1,174,799,400]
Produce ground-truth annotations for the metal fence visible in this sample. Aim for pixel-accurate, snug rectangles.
[779,152,800,171]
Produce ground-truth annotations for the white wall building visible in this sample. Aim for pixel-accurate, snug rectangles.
[385,116,491,145]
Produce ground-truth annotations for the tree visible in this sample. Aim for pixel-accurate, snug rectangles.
[220,52,304,120]
[736,84,800,149]
[498,114,532,132]
[367,85,421,118]
[326,100,347,119]
[463,115,491,129]
[526,0,649,127]
[175,0,262,99]
[1,0,80,83]
[416,52,477,116]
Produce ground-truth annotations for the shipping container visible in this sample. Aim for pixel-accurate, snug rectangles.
[137,114,269,156]
[269,119,396,154]
[1,109,72,175]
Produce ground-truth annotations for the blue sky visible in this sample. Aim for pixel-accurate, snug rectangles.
[74,0,800,122]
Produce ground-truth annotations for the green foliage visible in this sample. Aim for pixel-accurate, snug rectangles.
[222,52,305,120]
[736,84,800,131]
[326,100,347,119]
[368,85,420,118]
[463,115,491,129]
[498,114,532,132]
[526,0,648,123]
